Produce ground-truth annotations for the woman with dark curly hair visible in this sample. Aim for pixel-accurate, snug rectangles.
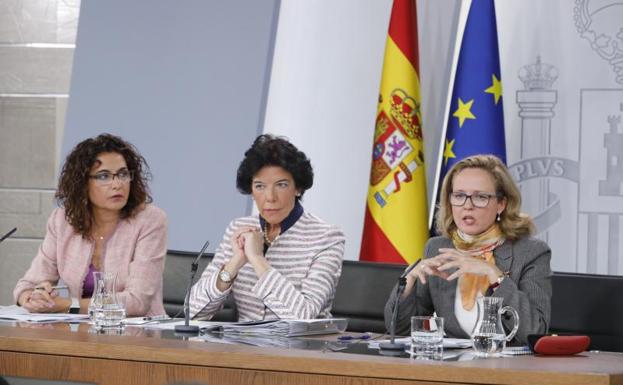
[189,134,345,320]
[384,154,551,344]
[14,134,167,316]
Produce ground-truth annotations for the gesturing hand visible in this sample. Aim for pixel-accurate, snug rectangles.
[435,248,502,283]
[405,257,449,285]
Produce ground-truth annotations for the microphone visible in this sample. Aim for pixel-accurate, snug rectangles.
[175,239,210,334]
[380,258,422,352]
[0,227,17,244]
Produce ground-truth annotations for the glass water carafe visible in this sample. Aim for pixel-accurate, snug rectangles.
[471,296,519,356]
[89,271,125,328]
[88,271,103,323]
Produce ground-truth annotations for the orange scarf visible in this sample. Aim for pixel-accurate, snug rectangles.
[451,225,505,310]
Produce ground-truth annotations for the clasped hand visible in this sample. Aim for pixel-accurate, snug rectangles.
[230,226,264,263]
[226,226,270,278]
[407,248,501,285]
[18,281,60,313]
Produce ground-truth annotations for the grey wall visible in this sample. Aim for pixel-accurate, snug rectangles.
[63,0,280,252]
[0,0,80,305]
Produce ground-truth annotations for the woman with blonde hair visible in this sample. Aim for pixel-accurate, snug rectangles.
[385,154,551,344]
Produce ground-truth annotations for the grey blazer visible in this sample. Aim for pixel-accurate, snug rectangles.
[384,236,552,344]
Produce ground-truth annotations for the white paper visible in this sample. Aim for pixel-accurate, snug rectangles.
[0,305,89,323]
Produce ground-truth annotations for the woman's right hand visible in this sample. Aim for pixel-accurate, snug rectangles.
[408,257,451,284]
[18,281,58,312]
[401,257,450,298]
[229,226,255,266]
[221,226,257,286]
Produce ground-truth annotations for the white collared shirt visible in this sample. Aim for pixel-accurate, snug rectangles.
[454,277,482,336]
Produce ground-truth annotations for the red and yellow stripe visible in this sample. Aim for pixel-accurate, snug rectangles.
[360,0,428,264]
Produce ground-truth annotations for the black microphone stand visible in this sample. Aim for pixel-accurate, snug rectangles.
[379,259,421,352]
[175,240,210,334]
[379,276,408,351]
[0,227,17,244]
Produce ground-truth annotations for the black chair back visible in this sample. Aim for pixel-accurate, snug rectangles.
[331,260,405,333]
[550,271,623,352]
[163,249,237,321]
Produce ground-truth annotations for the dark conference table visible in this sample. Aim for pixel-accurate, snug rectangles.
[0,322,622,385]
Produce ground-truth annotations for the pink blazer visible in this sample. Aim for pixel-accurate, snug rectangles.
[14,204,168,316]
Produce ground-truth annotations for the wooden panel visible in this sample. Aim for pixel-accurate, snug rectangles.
[0,351,451,385]
[1,325,622,385]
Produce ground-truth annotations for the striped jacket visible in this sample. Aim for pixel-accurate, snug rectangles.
[189,212,345,320]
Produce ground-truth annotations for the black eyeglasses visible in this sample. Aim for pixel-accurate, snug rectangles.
[89,170,134,186]
[449,192,499,208]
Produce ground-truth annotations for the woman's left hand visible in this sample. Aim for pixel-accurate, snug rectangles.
[435,248,502,283]
[241,230,271,277]
[242,230,264,260]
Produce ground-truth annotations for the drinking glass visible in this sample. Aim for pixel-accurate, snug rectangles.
[411,316,444,359]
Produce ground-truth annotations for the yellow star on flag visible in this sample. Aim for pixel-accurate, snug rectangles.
[484,74,502,104]
[452,98,475,128]
[443,139,456,166]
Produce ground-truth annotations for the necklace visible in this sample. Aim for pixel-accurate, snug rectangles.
[92,233,105,241]
[263,222,278,246]
[93,230,106,241]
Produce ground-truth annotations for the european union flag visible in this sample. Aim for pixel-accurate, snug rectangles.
[437,0,506,184]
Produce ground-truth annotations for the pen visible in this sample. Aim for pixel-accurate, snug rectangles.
[337,334,371,341]
[34,285,68,291]
[142,315,170,321]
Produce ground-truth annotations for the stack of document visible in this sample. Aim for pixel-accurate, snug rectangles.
[193,332,347,351]
[143,319,224,330]
[368,337,472,349]
[0,305,89,323]
[220,318,349,337]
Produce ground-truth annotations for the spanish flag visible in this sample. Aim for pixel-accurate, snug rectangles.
[359,0,428,265]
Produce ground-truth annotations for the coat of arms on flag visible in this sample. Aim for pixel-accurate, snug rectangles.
[371,90,424,208]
